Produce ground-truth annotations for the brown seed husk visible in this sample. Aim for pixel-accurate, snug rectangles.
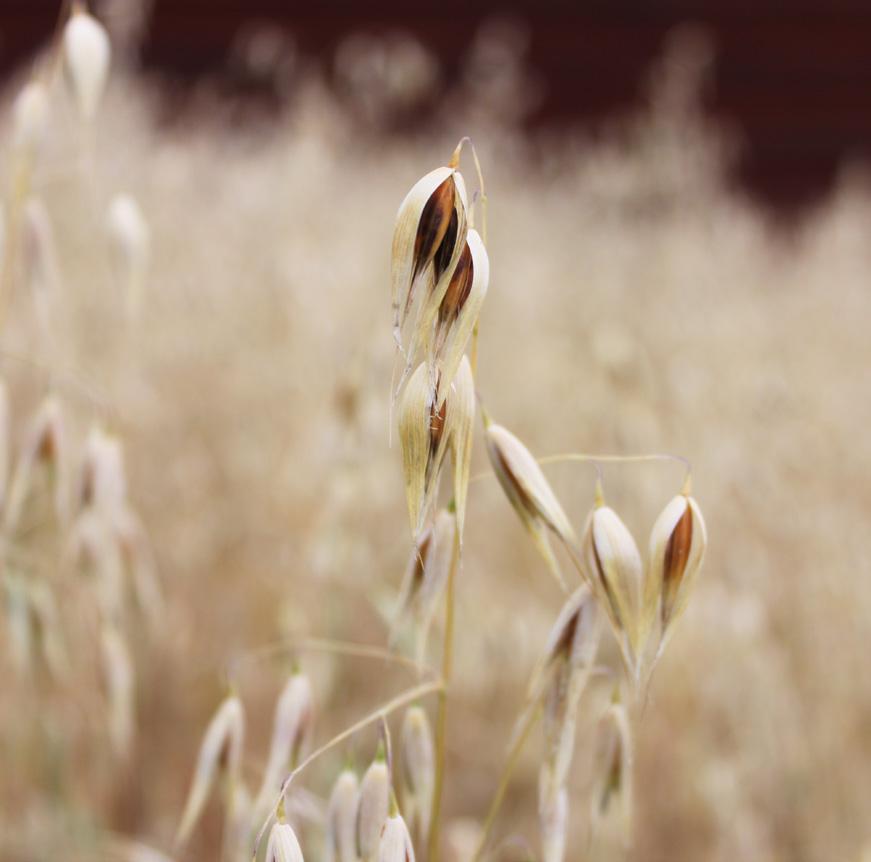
[485,422,576,588]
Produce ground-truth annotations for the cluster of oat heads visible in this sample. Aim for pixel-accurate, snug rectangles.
[393,140,489,545]
[179,664,434,862]
[482,413,708,687]
[0,12,169,843]
[477,450,706,856]
[578,480,708,685]
[176,672,313,857]
[0,2,161,765]
[0,378,161,756]
[464,472,706,859]
[385,142,710,862]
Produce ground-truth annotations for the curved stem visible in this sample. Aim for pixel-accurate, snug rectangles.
[538,451,691,476]
[471,702,542,862]
[227,636,431,687]
[426,519,460,862]
[469,452,692,490]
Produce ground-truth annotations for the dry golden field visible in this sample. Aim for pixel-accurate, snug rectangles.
[1,15,870,862]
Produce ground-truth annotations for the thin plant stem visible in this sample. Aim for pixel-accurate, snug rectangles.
[226,636,432,687]
[469,451,691,489]
[426,520,461,862]
[427,135,485,858]
[538,451,691,477]
[471,701,542,862]
[252,678,443,860]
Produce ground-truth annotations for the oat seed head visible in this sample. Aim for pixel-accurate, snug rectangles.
[433,229,489,408]
[412,507,456,664]
[12,80,50,155]
[266,821,306,862]
[63,9,111,121]
[397,362,446,537]
[107,193,150,316]
[391,160,469,390]
[4,394,69,534]
[176,693,245,847]
[325,768,360,862]
[485,422,576,588]
[78,426,128,513]
[254,672,315,824]
[650,494,707,650]
[537,782,567,862]
[581,503,644,669]
[377,813,416,862]
[356,752,391,861]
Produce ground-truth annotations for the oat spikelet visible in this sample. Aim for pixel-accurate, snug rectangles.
[433,230,489,405]
[400,706,434,842]
[356,746,391,862]
[325,769,359,862]
[4,395,69,534]
[176,694,245,847]
[527,584,600,712]
[391,523,432,645]
[398,362,447,537]
[12,80,50,155]
[266,820,306,862]
[580,500,643,671]
[107,193,150,318]
[254,672,314,820]
[484,422,576,589]
[412,508,455,664]
[63,8,111,120]
[539,589,601,779]
[647,493,707,651]
[391,151,468,385]
[391,508,455,664]
[78,425,127,513]
[398,361,470,539]
[377,812,416,862]
[538,783,567,862]
[27,579,67,680]
[536,588,600,862]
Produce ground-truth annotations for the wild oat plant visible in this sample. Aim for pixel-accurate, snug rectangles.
[172,117,708,862]
[0,7,723,862]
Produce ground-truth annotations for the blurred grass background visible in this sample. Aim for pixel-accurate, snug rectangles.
[1,4,871,862]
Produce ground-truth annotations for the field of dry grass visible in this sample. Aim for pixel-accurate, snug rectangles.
[1,15,870,862]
